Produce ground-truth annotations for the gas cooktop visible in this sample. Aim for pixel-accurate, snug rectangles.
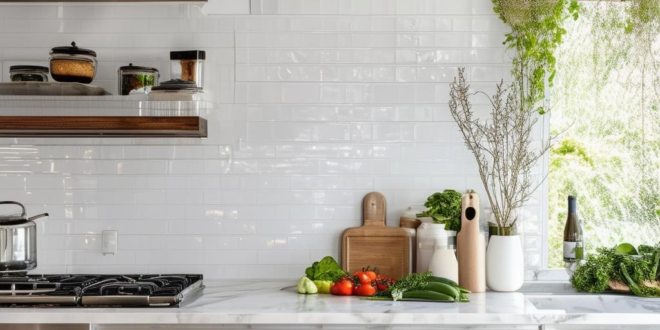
[0,274,204,307]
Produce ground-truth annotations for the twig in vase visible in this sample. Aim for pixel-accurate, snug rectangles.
[448,68,553,231]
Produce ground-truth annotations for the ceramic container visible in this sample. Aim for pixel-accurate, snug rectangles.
[486,235,524,292]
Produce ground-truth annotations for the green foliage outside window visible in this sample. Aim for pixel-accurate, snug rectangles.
[548,1,660,268]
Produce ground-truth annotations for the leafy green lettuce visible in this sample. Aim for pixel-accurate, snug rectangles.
[417,190,463,232]
[305,256,347,282]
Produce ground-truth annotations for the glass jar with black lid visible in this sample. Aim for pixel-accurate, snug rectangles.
[49,41,97,84]
[170,50,205,89]
[10,65,49,82]
[118,63,160,95]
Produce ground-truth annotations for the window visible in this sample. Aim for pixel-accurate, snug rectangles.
[547,2,660,268]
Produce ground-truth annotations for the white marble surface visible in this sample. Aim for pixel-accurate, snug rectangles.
[0,281,659,326]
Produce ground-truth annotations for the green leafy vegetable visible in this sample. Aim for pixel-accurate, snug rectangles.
[416,190,463,232]
[374,272,470,302]
[305,256,347,282]
[376,271,433,300]
[571,244,660,297]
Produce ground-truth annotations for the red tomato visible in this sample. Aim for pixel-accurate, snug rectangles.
[353,282,377,296]
[375,275,395,292]
[353,271,371,285]
[364,270,377,281]
[354,267,378,284]
[330,278,354,296]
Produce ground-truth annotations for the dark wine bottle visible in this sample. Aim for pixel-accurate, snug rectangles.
[563,196,584,262]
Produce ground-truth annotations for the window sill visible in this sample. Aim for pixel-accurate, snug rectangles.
[531,268,571,282]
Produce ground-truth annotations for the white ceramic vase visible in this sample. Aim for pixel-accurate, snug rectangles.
[486,235,524,292]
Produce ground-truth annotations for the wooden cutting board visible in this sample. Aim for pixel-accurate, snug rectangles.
[341,192,410,280]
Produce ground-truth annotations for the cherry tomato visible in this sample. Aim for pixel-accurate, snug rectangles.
[364,270,377,281]
[353,271,371,285]
[354,266,378,284]
[353,282,377,296]
[375,275,395,292]
[330,277,354,296]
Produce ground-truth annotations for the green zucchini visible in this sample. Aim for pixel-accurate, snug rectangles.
[401,290,455,301]
[458,293,470,303]
[399,298,456,303]
[430,276,471,293]
[361,296,394,301]
[424,282,460,299]
[430,276,459,287]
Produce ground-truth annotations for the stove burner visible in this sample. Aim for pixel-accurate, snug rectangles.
[0,274,203,307]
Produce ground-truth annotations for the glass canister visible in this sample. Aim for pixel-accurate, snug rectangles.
[428,237,459,282]
[49,41,97,84]
[416,222,456,273]
[118,64,160,95]
[400,207,421,273]
[10,65,49,82]
[170,50,205,89]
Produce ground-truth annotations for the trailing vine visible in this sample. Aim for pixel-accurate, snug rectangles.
[492,0,580,114]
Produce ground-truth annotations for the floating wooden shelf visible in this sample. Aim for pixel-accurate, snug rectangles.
[0,1,206,2]
[0,116,207,138]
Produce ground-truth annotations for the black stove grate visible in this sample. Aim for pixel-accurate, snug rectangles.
[0,274,203,307]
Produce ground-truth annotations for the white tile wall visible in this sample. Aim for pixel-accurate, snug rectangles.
[0,0,544,279]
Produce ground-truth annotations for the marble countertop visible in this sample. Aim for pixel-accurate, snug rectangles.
[1,280,659,326]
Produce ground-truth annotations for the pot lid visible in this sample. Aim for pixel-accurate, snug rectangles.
[10,65,49,73]
[50,42,97,57]
[0,201,48,225]
[0,201,28,225]
[170,50,206,60]
[119,63,159,73]
[151,79,199,91]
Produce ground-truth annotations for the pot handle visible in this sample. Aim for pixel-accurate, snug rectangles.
[28,213,49,221]
[0,201,26,217]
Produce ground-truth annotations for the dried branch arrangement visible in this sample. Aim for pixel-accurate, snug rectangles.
[449,68,552,231]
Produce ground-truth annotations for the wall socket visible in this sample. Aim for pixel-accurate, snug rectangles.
[102,230,118,255]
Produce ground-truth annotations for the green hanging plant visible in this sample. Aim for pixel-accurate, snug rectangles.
[492,0,580,114]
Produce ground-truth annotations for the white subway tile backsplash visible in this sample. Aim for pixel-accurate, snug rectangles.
[0,0,545,279]
[204,250,258,264]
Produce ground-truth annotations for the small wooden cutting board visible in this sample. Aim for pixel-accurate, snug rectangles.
[341,192,410,280]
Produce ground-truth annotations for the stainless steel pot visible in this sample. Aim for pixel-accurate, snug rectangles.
[0,201,48,273]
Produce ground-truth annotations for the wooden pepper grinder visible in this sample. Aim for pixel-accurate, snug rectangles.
[457,192,486,293]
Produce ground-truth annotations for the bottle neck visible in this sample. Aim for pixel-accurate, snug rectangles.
[568,197,577,214]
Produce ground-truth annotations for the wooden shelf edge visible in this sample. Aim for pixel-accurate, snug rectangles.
[0,116,207,138]
[0,1,207,2]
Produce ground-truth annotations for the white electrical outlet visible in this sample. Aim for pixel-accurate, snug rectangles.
[102,230,118,255]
